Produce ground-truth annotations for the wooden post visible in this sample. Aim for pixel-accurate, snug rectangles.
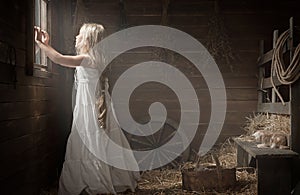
[289,17,294,59]
[161,0,170,25]
[258,40,265,109]
[236,144,249,167]
[289,16,300,189]
[272,30,279,103]
[119,0,128,29]
[26,0,34,75]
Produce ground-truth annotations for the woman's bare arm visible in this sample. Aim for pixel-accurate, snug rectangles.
[36,41,85,68]
[35,27,86,68]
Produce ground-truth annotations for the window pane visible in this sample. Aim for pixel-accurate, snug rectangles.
[41,0,47,65]
[34,0,48,66]
[41,0,47,30]
[35,0,40,26]
[35,45,41,64]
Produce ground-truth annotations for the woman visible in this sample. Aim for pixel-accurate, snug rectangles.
[35,23,140,195]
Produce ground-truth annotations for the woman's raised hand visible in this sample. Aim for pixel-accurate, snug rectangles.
[34,26,50,45]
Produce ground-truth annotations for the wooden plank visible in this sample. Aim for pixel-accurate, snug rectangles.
[0,114,53,143]
[257,49,274,66]
[258,102,290,115]
[168,0,214,16]
[0,84,56,103]
[115,87,257,102]
[224,25,274,39]
[128,105,253,125]
[0,23,26,51]
[222,14,287,27]
[258,45,291,67]
[0,62,16,86]
[127,15,162,25]
[230,39,260,52]
[0,150,59,192]
[262,76,282,89]
[108,62,257,79]
[6,66,59,87]
[233,138,298,159]
[129,99,256,113]
[84,2,120,15]
[0,44,26,67]
[220,0,300,14]
[88,14,121,26]
[108,49,258,70]
[0,100,54,121]
[129,105,256,124]
[116,0,161,8]
[0,131,59,180]
[0,2,26,33]
[168,15,210,25]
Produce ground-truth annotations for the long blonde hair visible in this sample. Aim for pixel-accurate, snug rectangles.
[75,23,105,64]
[76,23,107,128]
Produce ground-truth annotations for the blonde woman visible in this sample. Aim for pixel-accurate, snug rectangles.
[35,23,140,195]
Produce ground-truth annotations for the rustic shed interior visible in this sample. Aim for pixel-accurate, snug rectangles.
[0,0,300,194]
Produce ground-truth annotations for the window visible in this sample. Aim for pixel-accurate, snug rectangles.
[26,0,51,76]
[34,0,48,67]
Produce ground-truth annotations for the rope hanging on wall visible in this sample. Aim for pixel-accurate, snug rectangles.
[271,29,300,104]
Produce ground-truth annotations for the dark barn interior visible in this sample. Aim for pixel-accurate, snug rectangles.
[0,0,300,194]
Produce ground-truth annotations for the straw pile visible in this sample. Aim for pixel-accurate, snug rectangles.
[244,113,290,135]
[238,112,290,142]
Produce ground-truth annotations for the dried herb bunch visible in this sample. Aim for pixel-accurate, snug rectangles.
[206,0,236,72]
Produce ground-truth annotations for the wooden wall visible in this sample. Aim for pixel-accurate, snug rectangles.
[1,0,300,193]
[0,0,71,194]
[76,0,300,153]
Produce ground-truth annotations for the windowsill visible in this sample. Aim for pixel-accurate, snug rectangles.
[33,64,52,78]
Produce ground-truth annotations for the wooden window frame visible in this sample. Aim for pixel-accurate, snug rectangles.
[26,0,52,78]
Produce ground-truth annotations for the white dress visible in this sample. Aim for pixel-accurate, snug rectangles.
[58,66,140,195]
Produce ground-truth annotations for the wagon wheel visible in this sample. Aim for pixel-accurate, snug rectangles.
[124,117,190,169]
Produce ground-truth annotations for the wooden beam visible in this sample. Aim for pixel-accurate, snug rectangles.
[258,40,265,108]
[271,30,279,103]
[257,46,289,67]
[119,0,128,29]
[258,102,290,115]
[161,0,170,25]
[234,138,298,159]
[262,76,282,89]
[257,49,273,67]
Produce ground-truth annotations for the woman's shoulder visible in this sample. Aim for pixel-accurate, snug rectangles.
[80,54,103,70]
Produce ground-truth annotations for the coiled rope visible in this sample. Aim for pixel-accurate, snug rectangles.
[271,29,300,105]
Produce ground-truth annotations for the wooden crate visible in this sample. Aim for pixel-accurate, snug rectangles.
[182,167,236,191]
